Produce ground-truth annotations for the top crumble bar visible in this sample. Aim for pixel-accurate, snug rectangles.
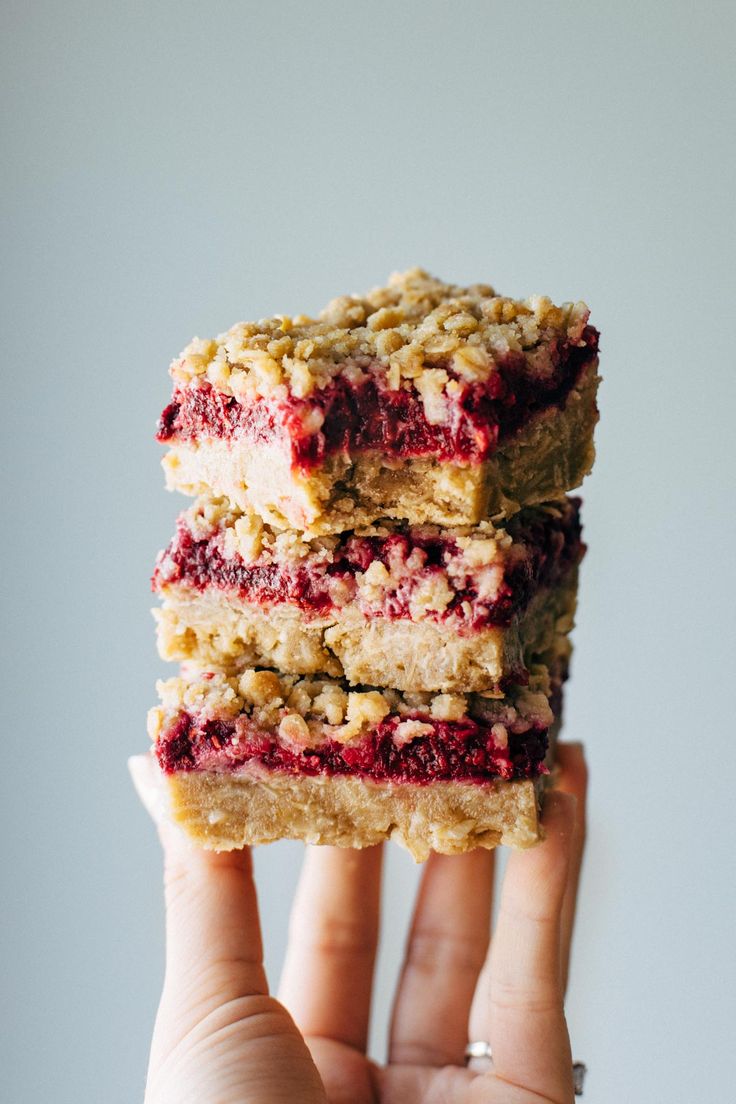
[158,269,600,533]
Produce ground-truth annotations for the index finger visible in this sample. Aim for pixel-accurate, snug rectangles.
[129,755,268,1002]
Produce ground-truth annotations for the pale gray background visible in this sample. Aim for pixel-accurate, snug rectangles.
[2,2,735,1101]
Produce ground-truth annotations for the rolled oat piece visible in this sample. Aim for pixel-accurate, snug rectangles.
[157,269,599,533]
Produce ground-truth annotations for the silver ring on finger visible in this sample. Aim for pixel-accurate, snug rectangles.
[463,1041,493,1066]
[464,1042,587,1096]
[573,1061,587,1096]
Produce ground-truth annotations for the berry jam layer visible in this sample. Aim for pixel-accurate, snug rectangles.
[153,497,583,631]
[157,337,597,469]
[157,269,599,474]
[158,711,547,784]
[148,667,556,786]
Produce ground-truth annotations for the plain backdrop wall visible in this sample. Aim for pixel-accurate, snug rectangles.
[2,2,735,1101]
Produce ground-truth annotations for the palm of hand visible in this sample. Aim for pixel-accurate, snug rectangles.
[132,744,586,1104]
[307,1037,559,1104]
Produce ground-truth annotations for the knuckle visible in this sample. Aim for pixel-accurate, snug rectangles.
[405,926,487,977]
[296,914,378,960]
[490,976,563,1014]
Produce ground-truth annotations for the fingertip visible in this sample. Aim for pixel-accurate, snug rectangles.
[556,740,586,766]
[541,790,577,846]
[502,791,575,901]
[128,753,163,824]
[128,753,193,858]
[127,752,149,781]
[421,843,493,880]
[305,840,383,869]
[544,788,577,817]
[555,742,589,797]
[557,739,585,753]
[303,840,385,892]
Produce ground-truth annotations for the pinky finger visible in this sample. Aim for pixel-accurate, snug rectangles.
[554,742,588,993]
[485,791,576,1102]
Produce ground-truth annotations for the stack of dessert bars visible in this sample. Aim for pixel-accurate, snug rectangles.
[147,269,599,860]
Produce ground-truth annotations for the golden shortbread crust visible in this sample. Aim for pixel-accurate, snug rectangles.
[163,766,545,861]
[154,570,577,693]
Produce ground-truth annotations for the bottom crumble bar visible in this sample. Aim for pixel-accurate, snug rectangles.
[147,662,564,859]
[160,768,545,861]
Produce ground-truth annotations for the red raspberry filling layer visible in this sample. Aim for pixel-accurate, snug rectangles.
[157,328,598,470]
[153,501,583,630]
[156,712,548,784]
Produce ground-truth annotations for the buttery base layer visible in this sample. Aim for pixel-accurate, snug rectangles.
[162,359,599,533]
[155,571,577,692]
[162,766,545,860]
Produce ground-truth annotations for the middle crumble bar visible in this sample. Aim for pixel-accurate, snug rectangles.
[153,496,583,693]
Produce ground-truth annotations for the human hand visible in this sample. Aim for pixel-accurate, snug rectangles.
[130,742,587,1103]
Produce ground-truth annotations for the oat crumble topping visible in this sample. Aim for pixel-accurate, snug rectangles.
[167,268,592,421]
[148,664,554,750]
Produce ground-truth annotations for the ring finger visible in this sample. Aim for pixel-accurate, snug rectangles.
[468,739,588,1040]
[472,791,577,1100]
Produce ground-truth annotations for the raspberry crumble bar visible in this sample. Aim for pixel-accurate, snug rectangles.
[147,663,563,860]
[157,269,599,533]
[153,496,583,693]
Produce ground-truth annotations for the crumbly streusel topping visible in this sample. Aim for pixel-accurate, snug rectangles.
[172,495,517,563]
[168,268,591,413]
[148,665,554,749]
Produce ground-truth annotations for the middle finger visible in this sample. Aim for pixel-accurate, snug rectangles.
[389,847,495,1067]
[279,843,383,1053]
